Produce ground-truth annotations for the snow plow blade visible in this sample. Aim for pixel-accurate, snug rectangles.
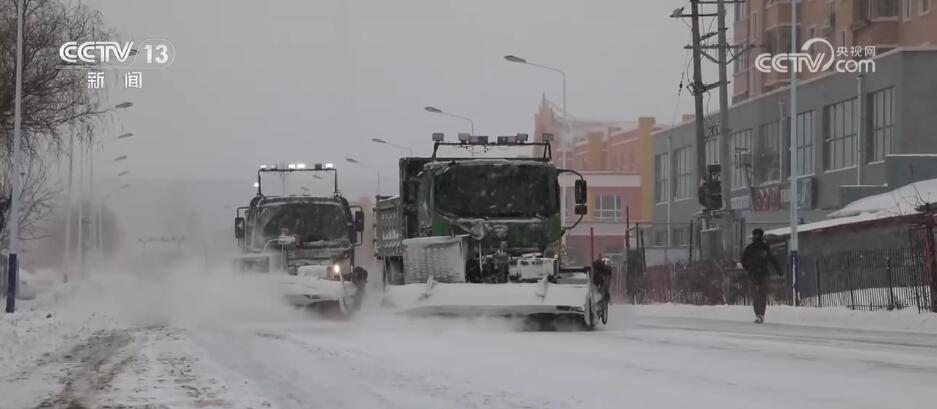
[382,280,593,327]
[278,275,358,308]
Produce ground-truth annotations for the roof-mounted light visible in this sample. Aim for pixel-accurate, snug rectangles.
[253,182,260,188]
[288,163,297,169]
[296,163,307,169]
[325,163,334,169]
[259,165,268,169]
[458,133,471,143]
[432,132,444,142]
[470,136,489,144]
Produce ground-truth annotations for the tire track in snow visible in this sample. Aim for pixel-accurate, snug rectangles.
[35,330,136,409]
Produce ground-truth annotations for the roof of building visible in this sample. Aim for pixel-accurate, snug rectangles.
[765,177,937,237]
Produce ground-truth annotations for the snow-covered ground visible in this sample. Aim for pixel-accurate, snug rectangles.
[2,266,937,409]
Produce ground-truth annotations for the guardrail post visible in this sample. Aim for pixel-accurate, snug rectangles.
[846,256,856,310]
[815,258,822,308]
[886,256,897,310]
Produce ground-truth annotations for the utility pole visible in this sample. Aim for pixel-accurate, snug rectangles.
[789,0,800,306]
[673,0,741,260]
[689,0,707,188]
[716,0,734,258]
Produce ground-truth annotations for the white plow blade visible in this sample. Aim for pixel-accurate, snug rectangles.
[278,276,357,307]
[383,281,590,317]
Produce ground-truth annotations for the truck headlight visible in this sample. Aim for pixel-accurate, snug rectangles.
[332,264,341,275]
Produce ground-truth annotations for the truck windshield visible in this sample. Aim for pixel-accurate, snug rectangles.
[434,164,558,218]
[255,202,348,245]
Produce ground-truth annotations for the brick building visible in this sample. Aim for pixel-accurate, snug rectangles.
[734,0,937,102]
[532,96,659,263]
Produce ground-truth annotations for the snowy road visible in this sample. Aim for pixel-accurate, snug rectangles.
[188,309,937,409]
[5,302,934,409]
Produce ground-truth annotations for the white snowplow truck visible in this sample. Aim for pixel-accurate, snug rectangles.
[375,133,609,330]
[234,163,368,315]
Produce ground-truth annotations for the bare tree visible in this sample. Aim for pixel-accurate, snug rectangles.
[0,151,58,247]
[1,0,113,247]
[1,0,113,152]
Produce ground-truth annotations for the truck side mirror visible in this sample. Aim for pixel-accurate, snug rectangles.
[234,217,245,239]
[354,210,365,232]
[574,179,588,204]
[574,204,588,215]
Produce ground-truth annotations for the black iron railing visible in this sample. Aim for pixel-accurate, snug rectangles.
[812,247,934,313]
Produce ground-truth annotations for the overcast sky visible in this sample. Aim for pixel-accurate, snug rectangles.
[81,0,722,196]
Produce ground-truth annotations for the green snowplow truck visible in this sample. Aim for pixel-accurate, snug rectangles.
[375,133,609,329]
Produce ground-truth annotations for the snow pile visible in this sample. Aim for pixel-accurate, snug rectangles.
[829,177,937,218]
[630,304,937,333]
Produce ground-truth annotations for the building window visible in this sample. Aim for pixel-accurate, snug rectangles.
[756,121,781,184]
[823,98,858,170]
[672,225,691,246]
[904,0,913,19]
[733,43,749,74]
[868,0,899,18]
[796,111,815,175]
[594,195,623,221]
[732,129,753,188]
[867,87,895,162]
[734,0,748,22]
[655,153,670,203]
[705,136,720,165]
[922,0,931,14]
[673,147,693,199]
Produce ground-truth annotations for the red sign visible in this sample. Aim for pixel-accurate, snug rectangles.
[753,185,782,212]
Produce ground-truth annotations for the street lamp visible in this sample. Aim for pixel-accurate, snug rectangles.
[345,157,381,197]
[503,54,568,154]
[504,54,570,228]
[423,106,475,135]
[6,0,25,312]
[77,102,133,279]
[371,138,413,156]
[97,184,131,251]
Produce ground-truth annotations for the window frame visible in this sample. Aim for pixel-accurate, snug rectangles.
[594,195,623,221]
[673,147,693,200]
[867,87,895,163]
[823,98,859,171]
[731,129,753,189]
[654,153,671,204]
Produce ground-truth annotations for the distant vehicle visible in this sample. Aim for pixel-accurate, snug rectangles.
[375,133,608,329]
[233,163,367,314]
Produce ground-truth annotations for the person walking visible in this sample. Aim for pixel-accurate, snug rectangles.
[741,228,783,323]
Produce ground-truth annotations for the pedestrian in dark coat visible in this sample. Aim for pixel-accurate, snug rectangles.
[741,228,783,323]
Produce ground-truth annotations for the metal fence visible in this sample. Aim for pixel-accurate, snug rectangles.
[634,260,792,306]
[810,247,934,313]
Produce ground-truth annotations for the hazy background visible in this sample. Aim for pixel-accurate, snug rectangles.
[67,0,719,254]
